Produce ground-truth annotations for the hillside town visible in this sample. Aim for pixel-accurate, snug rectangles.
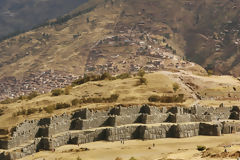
[0,70,78,100]
[85,31,196,75]
[0,30,197,101]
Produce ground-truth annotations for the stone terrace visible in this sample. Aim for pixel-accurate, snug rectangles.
[0,104,240,160]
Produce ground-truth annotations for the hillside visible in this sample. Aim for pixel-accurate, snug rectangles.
[0,0,87,40]
[1,70,240,129]
[0,0,239,77]
[0,0,240,99]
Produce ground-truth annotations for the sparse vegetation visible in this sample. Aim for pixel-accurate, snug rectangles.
[148,94,185,103]
[82,94,119,103]
[148,95,161,102]
[136,69,147,85]
[71,94,119,106]
[72,98,81,106]
[72,72,133,87]
[173,83,180,92]
[43,105,56,114]
[0,108,4,116]
[163,33,170,39]
[207,70,214,76]
[116,73,131,79]
[197,145,206,151]
[43,103,71,114]
[18,91,39,100]
[27,91,39,100]
[72,72,114,86]
[42,93,119,114]
[64,86,72,95]
[51,89,64,96]
[50,5,97,26]
[129,157,137,160]
[13,108,40,116]
[77,157,82,160]
[0,98,17,104]
[137,77,148,85]
[0,91,39,104]
[55,103,71,110]
[137,69,145,77]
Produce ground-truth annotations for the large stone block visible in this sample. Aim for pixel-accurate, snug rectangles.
[166,114,191,123]
[141,114,168,124]
[170,123,199,138]
[140,124,172,140]
[110,114,141,126]
[106,125,140,141]
[199,122,222,136]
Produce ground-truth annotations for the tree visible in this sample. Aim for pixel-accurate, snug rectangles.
[173,83,179,92]
[137,69,145,77]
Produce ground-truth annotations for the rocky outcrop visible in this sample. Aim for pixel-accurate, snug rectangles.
[0,104,240,160]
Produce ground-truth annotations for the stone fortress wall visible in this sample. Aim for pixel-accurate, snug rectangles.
[1,104,240,160]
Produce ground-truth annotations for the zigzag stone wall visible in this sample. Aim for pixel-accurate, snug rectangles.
[0,104,240,160]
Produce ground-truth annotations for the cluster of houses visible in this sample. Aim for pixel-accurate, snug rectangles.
[85,31,195,75]
[0,70,78,100]
[213,21,240,52]
[0,29,197,101]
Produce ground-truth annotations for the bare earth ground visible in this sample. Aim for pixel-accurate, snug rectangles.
[21,134,240,160]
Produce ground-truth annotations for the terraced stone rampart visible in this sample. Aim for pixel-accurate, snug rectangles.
[0,104,240,160]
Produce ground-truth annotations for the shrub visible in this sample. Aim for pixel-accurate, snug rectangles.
[26,108,38,115]
[163,33,170,39]
[100,72,113,80]
[0,98,16,104]
[106,94,119,102]
[148,95,161,102]
[115,157,123,160]
[140,77,147,85]
[51,89,64,96]
[27,91,39,100]
[173,83,180,92]
[81,94,119,104]
[136,77,147,86]
[44,105,56,113]
[148,94,185,103]
[18,95,28,100]
[137,69,145,77]
[160,94,184,103]
[197,145,206,151]
[116,73,131,79]
[129,157,137,160]
[64,86,72,95]
[77,157,82,160]
[72,72,113,86]
[0,109,4,116]
[207,69,214,76]
[55,103,71,110]
[72,98,81,106]
[14,108,38,116]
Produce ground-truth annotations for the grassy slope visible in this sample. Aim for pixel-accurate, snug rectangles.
[1,71,240,129]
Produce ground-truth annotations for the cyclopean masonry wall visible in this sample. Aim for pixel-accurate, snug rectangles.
[0,104,240,160]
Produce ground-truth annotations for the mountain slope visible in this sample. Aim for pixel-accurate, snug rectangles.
[0,0,87,40]
[0,0,239,79]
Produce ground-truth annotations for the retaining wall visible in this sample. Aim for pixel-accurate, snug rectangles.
[0,104,239,160]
